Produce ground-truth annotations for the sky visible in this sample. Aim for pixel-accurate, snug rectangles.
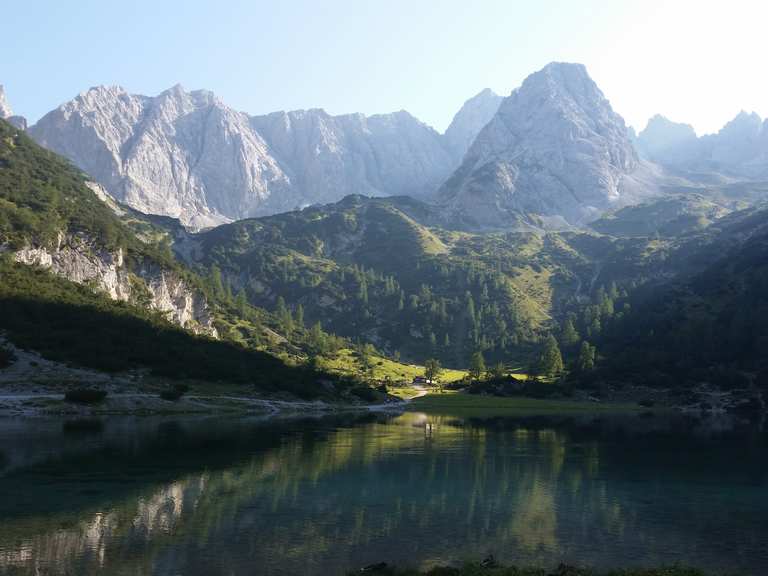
[3,0,767,135]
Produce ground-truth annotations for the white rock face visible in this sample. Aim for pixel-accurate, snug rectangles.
[29,86,289,229]
[0,85,27,129]
[0,85,12,118]
[30,85,497,227]
[438,62,655,229]
[12,233,217,337]
[443,88,503,161]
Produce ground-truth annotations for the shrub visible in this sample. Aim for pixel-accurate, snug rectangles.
[351,386,378,402]
[0,345,16,368]
[159,383,190,402]
[64,388,108,404]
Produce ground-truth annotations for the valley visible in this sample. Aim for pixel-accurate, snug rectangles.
[2,41,768,575]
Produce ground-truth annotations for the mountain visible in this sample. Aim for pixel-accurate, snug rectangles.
[636,111,768,179]
[589,204,768,396]
[438,62,657,230]
[443,88,503,160]
[28,85,291,229]
[27,86,496,228]
[0,85,27,130]
[249,108,454,207]
[0,118,361,399]
[635,115,698,165]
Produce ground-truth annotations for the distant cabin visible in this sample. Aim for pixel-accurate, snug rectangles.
[412,376,433,385]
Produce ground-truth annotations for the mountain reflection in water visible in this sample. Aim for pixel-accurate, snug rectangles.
[0,411,766,576]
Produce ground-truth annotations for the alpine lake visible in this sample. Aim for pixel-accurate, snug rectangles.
[0,404,766,575]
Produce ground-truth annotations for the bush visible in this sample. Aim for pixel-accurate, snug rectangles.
[159,383,190,402]
[64,388,108,404]
[0,345,16,368]
[351,386,378,402]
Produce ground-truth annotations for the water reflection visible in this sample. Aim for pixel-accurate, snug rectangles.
[0,412,766,575]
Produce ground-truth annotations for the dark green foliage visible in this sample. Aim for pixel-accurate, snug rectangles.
[0,260,350,399]
[159,384,190,402]
[581,218,768,389]
[577,341,596,372]
[424,358,442,382]
[0,344,15,368]
[0,120,173,268]
[350,563,711,576]
[64,389,108,404]
[561,318,580,347]
[190,195,570,367]
[351,386,378,402]
[469,350,485,381]
[537,334,564,377]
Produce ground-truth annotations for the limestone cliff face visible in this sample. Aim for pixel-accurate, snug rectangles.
[0,85,27,130]
[28,85,497,227]
[28,86,289,229]
[438,63,655,229]
[250,109,454,205]
[11,232,217,337]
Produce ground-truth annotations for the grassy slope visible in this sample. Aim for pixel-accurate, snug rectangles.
[356,565,712,576]
[409,391,643,416]
[319,348,466,388]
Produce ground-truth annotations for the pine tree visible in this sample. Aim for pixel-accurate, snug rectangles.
[538,334,564,377]
[210,265,224,299]
[276,296,293,333]
[424,358,442,384]
[295,304,305,330]
[469,350,486,382]
[577,341,596,372]
[235,289,249,318]
[561,318,580,347]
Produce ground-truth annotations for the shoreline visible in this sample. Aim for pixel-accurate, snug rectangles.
[0,391,409,418]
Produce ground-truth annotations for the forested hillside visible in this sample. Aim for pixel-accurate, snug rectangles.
[0,119,358,399]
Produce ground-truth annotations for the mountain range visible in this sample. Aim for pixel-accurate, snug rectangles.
[636,111,768,180]
[7,62,768,232]
[26,84,501,228]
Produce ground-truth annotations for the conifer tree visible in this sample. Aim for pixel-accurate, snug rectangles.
[538,334,564,377]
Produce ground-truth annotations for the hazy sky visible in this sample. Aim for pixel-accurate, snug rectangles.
[3,0,767,135]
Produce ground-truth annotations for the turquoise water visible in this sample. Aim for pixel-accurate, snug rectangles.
[0,411,766,575]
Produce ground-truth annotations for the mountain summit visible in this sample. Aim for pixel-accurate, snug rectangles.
[438,62,655,229]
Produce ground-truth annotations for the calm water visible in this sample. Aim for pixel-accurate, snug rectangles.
[0,411,766,575]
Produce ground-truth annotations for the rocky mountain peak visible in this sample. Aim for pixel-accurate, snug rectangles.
[0,85,27,129]
[0,85,13,118]
[443,88,502,161]
[636,115,698,162]
[438,62,649,229]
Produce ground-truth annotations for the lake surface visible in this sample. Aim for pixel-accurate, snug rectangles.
[0,410,766,575]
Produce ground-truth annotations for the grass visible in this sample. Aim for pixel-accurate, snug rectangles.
[351,565,714,576]
[409,391,644,416]
[319,349,467,386]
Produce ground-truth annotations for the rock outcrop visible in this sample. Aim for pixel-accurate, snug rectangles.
[11,232,218,337]
[438,62,657,229]
[29,85,499,228]
[0,85,27,130]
